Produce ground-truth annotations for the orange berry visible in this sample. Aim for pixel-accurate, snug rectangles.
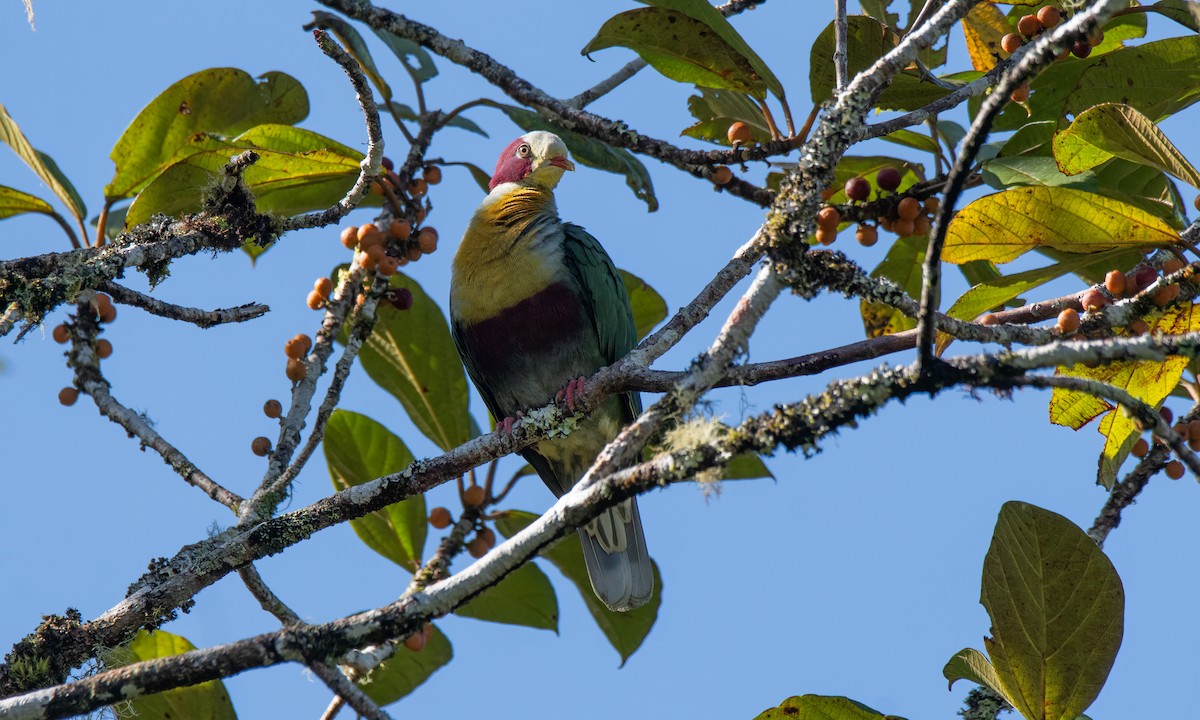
[251,436,272,457]
[417,227,439,254]
[378,256,400,276]
[1130,319,1150,335]
[423,165,442,185]
[1166,459,1186,480]
[816,206,841,230]
[91,292,113,316]
[1131,437,1150,458]
[1010,83,1031,103]
[1017,14,1042,37]
[467,537,489,558]
[286,358,307,383]
[99,304,117,324]
[1104,270,1127,297]
[856,224,878,247]
[1153,284,1181,306]
[980,313,1000,326]
[1160,406,1174,425]
[1163,257,1187,275]
[408,178,429,198]
[58,387,78,406]
[429,507,452,529]
[1129,265,1159,293]
[285,334,312,360]
[1194,195,1200,212]
[359,231,386,251]
[878,216,894,233]
[896,197,921,221]
[477,526,496,550]
[1081,289,1108,312]
[820,187,836,202]
[1089,29,1105,47]
[1188,420,1200,440]
[913,215,932,236]
[1056,308,1081,334]
[52,323,70,344]
[1037,6,1060,28]
[463,485,486,507]
[924,196,940,214]
[370,181,384,196]
[406,247,423,262]
[1001,32,1023,54]
[712,166,733,185]
[340,226,359,249]
[357,223,378,241]
[404,631,427,652]
[313,277,334,298]
[727,121,751,144]
[95,339,113,359]
[415,207,427,224]
[815,227,837,246]
[381,156,394,172]
[892,218,916,237]
[263,399,283,418]
[389,219,412,241]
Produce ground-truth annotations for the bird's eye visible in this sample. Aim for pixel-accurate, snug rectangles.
[517,144,531,158]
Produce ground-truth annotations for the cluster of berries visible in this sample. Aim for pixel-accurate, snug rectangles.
[371,157,442,201]
[1130,406,1196,481]
[816,167,940,247]
[1000,6,1105,102]
[427,483,498,559]
[1046,258,1189,336]
[250,399,284,457]
[55,292,117,406]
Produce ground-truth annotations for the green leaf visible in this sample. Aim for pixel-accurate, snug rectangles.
[880,127,941,156]
[681,88,773,146]
[1092,159,1188,227]
[456,562,559,631]
[943,647,1011,701]
[981,502,1124,720]
[722,452,773,480]
[754,695,894,720]
[619,269,668,341]
[810,16,953,111]
[371,29,439,83]
[943,187,1179,264]
[106,68,309,201]
[486,102,657,211]
[358,624,452,706]
[639,0,785,100]
[1145,0,1200,32]
[115,630,237,720]
[0,185,54,220]
[308,11,392,102]
[861,234,926,339]
[997,35,1200,133]
[582,8,766,98]
[324,410,426,571]
[350,271,475,452]
[982,156,1097,191]
[494,510,660,665]
[1054,103,1200,188]
[0,103,87,224]
[125,125,365,229]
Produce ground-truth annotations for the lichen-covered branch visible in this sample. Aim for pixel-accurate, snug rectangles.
[100,281,267,328]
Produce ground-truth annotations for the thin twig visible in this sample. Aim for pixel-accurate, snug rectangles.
[834,0,849,93]
[100,281,268,328]
[281,30,384,232]
[67,304,244,513]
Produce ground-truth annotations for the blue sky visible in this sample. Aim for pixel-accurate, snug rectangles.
[2,2,1199,718]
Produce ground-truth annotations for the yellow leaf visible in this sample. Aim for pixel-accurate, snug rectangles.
[944,186,1179,264]
[962,3,1010,72]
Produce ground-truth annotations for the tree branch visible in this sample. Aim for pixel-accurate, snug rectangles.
[99,281,267,328]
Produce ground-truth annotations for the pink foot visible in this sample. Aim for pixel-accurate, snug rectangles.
[497,411,524,434]
[555,376,587,413]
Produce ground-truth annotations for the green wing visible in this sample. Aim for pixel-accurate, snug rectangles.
[561,222,643,421]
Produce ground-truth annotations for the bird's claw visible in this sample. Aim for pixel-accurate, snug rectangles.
[555,376,587,414]
[497,411,524,434]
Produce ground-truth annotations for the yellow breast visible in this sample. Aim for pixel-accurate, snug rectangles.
[451,186,563,325]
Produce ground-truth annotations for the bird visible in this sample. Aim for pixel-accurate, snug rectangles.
[449,130,653,612]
